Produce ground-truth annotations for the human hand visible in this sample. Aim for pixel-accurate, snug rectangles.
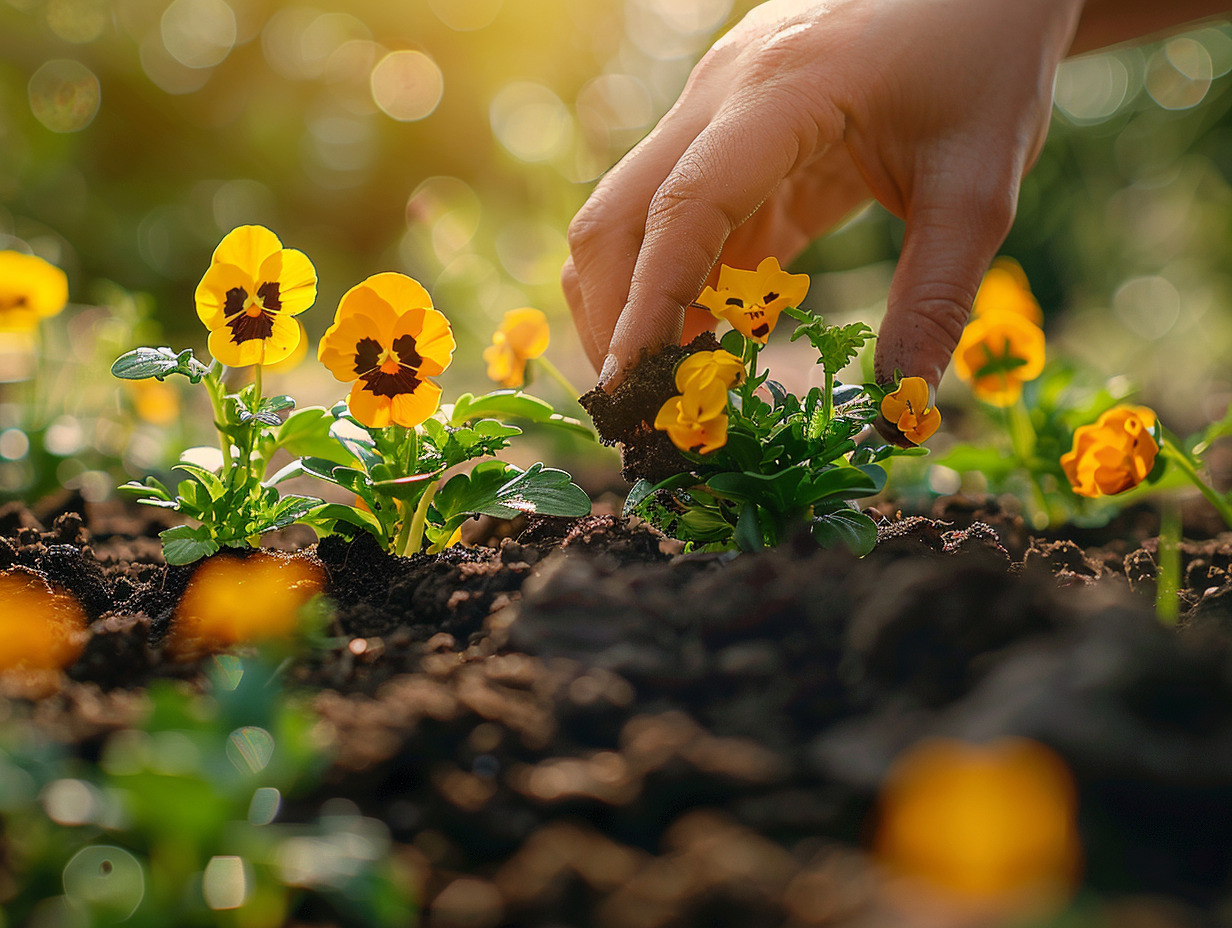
[563,0,1084,408]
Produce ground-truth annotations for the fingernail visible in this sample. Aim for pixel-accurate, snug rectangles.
[598,353,618,391]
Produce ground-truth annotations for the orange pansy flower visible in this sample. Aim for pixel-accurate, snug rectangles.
[654,391,728,455]
[694,257,810,344]
[953,311,1045,407]
[880,377,942,445]
[483,307,550,388]
[1061,405,1159,498]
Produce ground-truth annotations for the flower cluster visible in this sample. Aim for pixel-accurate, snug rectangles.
[694,256,809,343]
[953,258,1045,406]
[484,307,549,388]
[1061,404,1158,498]
[195,225,317,367]
[654,349,744,454]
[880,376,942,445]
[0,251,68,334]
[319,272,456,428]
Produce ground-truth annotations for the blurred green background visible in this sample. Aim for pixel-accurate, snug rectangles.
[1,0,1231,494]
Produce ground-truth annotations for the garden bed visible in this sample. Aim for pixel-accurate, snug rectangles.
[6,494,1232,926]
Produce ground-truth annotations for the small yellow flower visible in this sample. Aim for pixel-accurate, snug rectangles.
[694,256,810,344]
[1061,405,1158,498]
[0,251,69,332]
[880,377,942,445]
[972,258,1043,325]
[953,311,1045,407]
[172,553,323,656]
[654,391,728,454]
[318,272,456,429]
[483,307,550,388]
[675,349,744,395]
[128,377,180,426]
[0,570,87,672]
[875,738,1080,908]
[195,225,317,368]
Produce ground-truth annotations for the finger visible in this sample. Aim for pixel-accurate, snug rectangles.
[561,257,604,371]
[604,99,839,387]
[872,158,1019,437]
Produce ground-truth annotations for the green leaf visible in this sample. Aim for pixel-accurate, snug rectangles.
[111,347,210,383]
[265,495,321,530]
[811,507,878,556]
[622,474,698,518]
[119,476,173,502]
[160,525,219,565]
[707,467,806,513]
[719,329,748,357]
[449,390,594,438]
[305,503,388,542]
[494,463,592,517]
[172,463,226,501]
[734,503,764,552]
[797,463,885,507]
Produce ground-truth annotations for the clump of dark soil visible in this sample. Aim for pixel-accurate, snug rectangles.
[580,332,721,483]
[4,496,1232,926]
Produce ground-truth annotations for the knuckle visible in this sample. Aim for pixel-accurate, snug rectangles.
[566,204,603,253]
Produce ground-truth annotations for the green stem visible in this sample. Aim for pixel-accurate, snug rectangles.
[533,356,580,402]
[1007,399,1049,529]
[1156,497,1182,626]
[1161,443,1232,529]
[806,370,833,442]
[252,364,263,407]
[203,363,232,476]
[401,478,440,558]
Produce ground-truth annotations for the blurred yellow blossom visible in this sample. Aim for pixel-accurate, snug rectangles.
[195,225,317,368]
[128,377,180,426]
[953,310,1046,407]
[0,251,69,332]
[318,272,455,429]
[972,258,1043,325]
[655,390,727,454]
[1061,405,1159,498]
[876,738,1080,911]
[483,307,549,388]
[172,553,324,655]
[694,257,809,344]
[0,570,88,672]
[880,377,941,445]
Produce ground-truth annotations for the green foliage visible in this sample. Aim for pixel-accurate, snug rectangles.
[302,389,593,557]
[111,346,211,383]
[627,315,919,555]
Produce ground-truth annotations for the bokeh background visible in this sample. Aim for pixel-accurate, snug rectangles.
[1,0,1231,499]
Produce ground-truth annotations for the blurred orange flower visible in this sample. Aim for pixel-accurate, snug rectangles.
[0,251,68,333]
[972,258,1043,325]
[654,391,727,454]
[195,225,317,368]
[1061,405,1159,498]
[876,738,1080,911]
[318,272,456,429]
[0,570,87,672]
[695,257,809,344]
[128,377,180,426]
[172,553,324,654]
[880,377,942,445]
[483,307,549,388]
[952,310,1045,407]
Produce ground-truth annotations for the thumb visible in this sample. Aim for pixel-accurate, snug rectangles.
[873,167,1019,391]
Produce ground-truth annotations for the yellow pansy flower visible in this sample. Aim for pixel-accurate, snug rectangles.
[953,311,1045,407]
[318,272,456,429]
[1061,405,1158,498]
[880,376,942,445]
[172,553,323,656]
[483,307,550,388]
[972,258,1043,325]
[876,738,1080,908]
[694,256,810,343]
[195,225,317,368]
[0,571,87,672]
[654,391,728,455]
[0,251,69,332]
[675,349,744,395]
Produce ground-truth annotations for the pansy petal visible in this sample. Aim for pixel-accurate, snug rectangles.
[195,262,253,329]
[397,306,455,377]
[347,382,393,429]
[484,341,523,387]
[334,281,401,337]
[654,396,684,431]
[211,225,282,272]
[0,251,68,320]
[499,307,550,359]
[319,312,386,382]
[390,381,443,428]
[361,272,434,316]
[694,285,728,318]
[266,320,308,373]
[259,313,302,366]
[259,248,318,317]
[208,324,266,368]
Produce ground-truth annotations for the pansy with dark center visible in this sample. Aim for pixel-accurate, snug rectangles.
[0,250,68,333]
[319,272,455,429]
[695,256,810,344]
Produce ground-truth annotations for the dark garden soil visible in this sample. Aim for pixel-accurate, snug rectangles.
[5,489,1232,927]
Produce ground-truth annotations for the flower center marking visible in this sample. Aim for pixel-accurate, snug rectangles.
[354,334,425,398]
[223,283,279,344]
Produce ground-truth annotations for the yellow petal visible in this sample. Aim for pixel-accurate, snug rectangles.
[396,305,455,378]
[195,261,254,331]
[208,324,267,368]
[694,285,727,318]
[355,272,434,318]
[0,251,68,322]
[484,340,523,387]
[259,313,302,366]
[265,320,308,373]
[755,256,810,309]
[210,225,282,273]
[332,282,401,339]
[973,258,1042,325]
[679,379,728,421]
[318,312,383,382]
[258,248,317,317]
[347,381,393,429]
[498,307,550,359]
[676,349,744,393]
[390,380,443,427]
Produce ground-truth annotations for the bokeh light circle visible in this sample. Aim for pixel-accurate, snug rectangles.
[490,82,572,162]
[28,60,100,133]
[45,0,108,44]
[62,846,145,918]
[370,50,444,122]
[428,0,503,31]
[1147,37,1213,110]
[161,0,237,70]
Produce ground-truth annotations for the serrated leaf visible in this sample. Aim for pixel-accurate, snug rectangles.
[111,347,210,383]
[811,507,878,556]
[160,525,219,565]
